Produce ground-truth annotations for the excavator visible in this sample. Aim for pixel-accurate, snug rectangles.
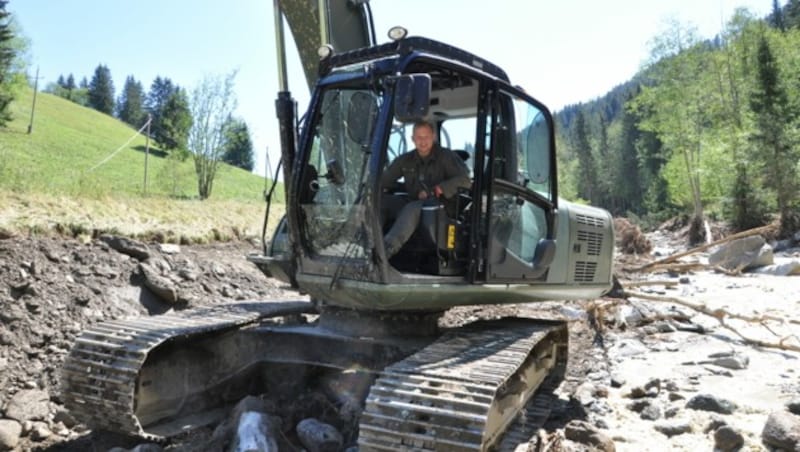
[61,1,615,450]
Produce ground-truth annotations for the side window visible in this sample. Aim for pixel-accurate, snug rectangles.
[512,97,552,201]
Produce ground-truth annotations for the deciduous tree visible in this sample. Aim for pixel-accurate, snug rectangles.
[188,71,238,199]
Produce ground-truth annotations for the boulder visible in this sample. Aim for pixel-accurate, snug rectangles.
[654,421,693,437]
[296,418,343,452]
[714,425,744,452]
[761,411,800,450]
[686,394,737,414]
[0,420,22,450]
[752,261,800,276]
[99,235,151,261]
[229,396,279,452]
[709,236,773,271]
[4,389,50,422]
[564,420,615,452]
[139,263,179,303]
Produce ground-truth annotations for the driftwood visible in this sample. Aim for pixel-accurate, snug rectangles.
[626,289,800,353]
[633,224,774,273]
[620,279,679,288]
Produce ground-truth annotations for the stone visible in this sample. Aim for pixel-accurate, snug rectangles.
[229,396,279,452]
[0,419,22,450]
[139,263,179,303]
[686,394,737,414]
[53,408,78,428]
[714,425,744,452]
[157,243,181,254]
[4,389,50,421]
[296,418,343,452]
[761,410,800,450]
[704,414,728,433]
[787,399,800,416]
[752,261,800,276]
[99,235,151,260]
[707,351,749,370]
[29,422,51,441]
[564,420,615,452]
[654,421,693,437]
[640,403,662,421]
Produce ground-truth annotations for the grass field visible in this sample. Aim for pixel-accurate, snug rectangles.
[0,86,285,242]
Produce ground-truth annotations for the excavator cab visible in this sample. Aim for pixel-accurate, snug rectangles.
[255,33,614,311]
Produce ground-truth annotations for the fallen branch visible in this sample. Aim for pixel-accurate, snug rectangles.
[633,224,774,272]
[620,279,679,288]
[626,289,800,353]
[636,262,706,274]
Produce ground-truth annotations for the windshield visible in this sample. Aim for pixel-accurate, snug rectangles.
[299,86,381,258]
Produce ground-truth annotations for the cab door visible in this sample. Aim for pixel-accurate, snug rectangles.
[483,87,558,282]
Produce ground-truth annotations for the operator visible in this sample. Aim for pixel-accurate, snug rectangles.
[381,121,470,258]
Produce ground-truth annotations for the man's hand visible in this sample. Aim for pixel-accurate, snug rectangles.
[433,185,443,198]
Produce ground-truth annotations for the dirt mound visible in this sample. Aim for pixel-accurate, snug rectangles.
[614,218,652,255]
[0,235,295,451]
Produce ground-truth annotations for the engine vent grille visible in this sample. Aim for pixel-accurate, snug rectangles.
[577,230,603,256]
[576,214,605,228]
[574,261,597,282]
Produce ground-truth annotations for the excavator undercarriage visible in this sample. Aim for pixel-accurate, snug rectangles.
[62,301,568,450]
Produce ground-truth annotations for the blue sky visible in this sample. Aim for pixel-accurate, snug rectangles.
[11,0,772,177]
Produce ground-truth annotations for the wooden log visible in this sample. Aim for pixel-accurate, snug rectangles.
[633,224,774,272]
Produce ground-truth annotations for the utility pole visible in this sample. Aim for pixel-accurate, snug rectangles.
[27,66,40,134]
[143,114,151,194]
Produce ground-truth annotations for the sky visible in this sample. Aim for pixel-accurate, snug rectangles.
[10,0,773,178]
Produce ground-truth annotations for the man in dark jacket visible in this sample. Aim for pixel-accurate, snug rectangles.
[381,121,470,258]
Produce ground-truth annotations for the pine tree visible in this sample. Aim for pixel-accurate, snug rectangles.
[116,75,146,127]
[770,0,786,31]
[57,74,66,88]
[221,117,255,172]
[572,110,597,203]
[158,88,192,152]
[146,76,178,147]
[786,0,800,29]
[617,99,644,214]
[749,34,800,238]
[80,76,88,89]
[0,1,16,126]
[88,64,115,115]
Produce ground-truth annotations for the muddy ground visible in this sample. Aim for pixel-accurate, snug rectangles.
[0,226,798,451]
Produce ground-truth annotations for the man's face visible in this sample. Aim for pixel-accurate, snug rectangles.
[412,125,434,158]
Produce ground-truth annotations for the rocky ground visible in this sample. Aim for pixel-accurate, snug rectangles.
[0,223,799,451]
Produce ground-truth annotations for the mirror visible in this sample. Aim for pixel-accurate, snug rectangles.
[325,158,345,186]
[346,91,378,146]
[394,74,431,122]
[525,112,550,184]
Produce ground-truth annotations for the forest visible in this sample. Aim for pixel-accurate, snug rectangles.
[554,1,800,241]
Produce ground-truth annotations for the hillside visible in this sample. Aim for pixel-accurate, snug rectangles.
[0,87,285,242]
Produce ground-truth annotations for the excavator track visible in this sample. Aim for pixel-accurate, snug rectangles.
[61,300,313,439]
[358,318,568,451]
